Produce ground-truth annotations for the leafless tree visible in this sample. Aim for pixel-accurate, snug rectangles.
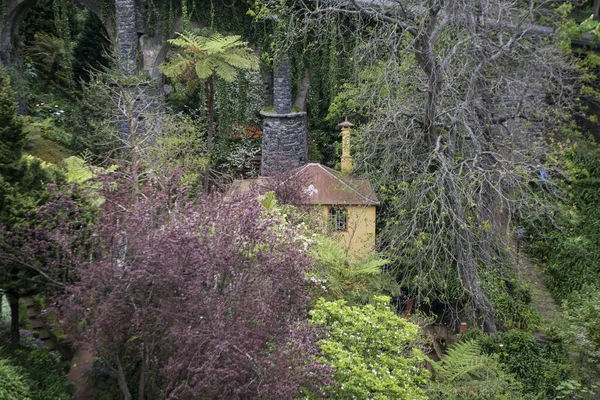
[76,71,163,177]
[275,0,575,332]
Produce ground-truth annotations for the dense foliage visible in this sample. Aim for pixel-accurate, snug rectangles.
[0,325,73,399]
[57,175,330,399]
[310,296,429,399]
[0,357,31,400]
[4,0,600,397]
[428,339,528,400]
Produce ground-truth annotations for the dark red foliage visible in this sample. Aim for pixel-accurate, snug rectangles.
[60,174,331,399]
[0,184,92,293]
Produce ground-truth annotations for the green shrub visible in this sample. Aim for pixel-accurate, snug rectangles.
[309,296,429,399]
[478,329,572,398]
[0,357,31,400]
[482,268,541,332]
[560,286,600,377]
[0,324,72,400]
[428,339,530,400]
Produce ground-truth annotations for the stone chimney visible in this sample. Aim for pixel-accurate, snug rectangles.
[260,52,308,176]
[339,120,354,174]
[273,53,292,114]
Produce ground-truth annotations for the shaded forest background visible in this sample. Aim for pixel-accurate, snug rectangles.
[2,0,600,398]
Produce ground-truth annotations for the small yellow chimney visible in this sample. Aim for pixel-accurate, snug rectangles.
[338,120,354,174]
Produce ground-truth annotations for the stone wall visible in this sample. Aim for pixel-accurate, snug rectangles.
[261,111,308,176]
[113,80,163,146]
[0,0,37,66]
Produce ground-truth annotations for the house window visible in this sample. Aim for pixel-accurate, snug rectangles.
[329,207,347,231]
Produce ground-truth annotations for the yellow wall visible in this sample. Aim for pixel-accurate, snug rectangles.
[321,205,377,257]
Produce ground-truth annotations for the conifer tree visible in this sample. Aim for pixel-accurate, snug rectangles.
[0,68,67,352]
[0,70,24,182]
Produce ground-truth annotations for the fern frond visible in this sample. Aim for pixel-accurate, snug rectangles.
[212,61,238,82]
[431,340,498,382]
[162,30,259,84]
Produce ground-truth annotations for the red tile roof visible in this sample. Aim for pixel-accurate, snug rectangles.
[285,164,379,206]
[227,163,379,206]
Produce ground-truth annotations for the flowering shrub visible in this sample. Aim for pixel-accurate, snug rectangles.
[310,296,429,399]
[24,101,73,148]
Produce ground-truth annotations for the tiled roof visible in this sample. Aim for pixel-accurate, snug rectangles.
[286,163,379,206]
[227,164,379,206]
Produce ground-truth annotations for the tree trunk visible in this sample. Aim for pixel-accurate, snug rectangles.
[415,30,442,147]
[595,0,600,20]
[42,62,59,92]
[204,77,215,193]
[116,355,132,400]
[138,344,148,400]
[7,293,20,353]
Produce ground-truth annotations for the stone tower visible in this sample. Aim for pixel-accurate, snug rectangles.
[260,53,308,176]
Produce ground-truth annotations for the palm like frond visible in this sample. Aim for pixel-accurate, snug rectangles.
[26,32,67,66]
[160,31,259,83]
[431,340,498,382]
[311,234,396,302]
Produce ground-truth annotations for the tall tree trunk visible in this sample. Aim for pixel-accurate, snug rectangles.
[138,344,148,400]
[42,62,58,92]
[204,77,215,192]
[7,293,20,353]
[116,355,132,400]
[595,0,600,20]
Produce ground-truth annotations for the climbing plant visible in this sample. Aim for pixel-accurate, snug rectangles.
[52,0,74,86]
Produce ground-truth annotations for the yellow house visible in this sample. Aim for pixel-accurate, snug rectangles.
[227,121,379,257]
[284,163,379,256]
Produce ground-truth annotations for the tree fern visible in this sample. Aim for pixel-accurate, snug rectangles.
[161,31,258,84]
[310,234,399,303]
[431,339,498,382]
[160,30,259,191]
[428,340,530,399]
[26,32,71,91]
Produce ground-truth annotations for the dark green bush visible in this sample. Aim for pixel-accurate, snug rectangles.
[0,324,72,400]
[521,150,600,302]
[478,329,571,398]
[0,357,31,400]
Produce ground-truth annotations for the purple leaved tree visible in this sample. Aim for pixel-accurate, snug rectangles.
[58,173,331,400]
[0,185,93,352]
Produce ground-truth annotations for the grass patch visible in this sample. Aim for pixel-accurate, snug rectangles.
[25,137,73,165]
